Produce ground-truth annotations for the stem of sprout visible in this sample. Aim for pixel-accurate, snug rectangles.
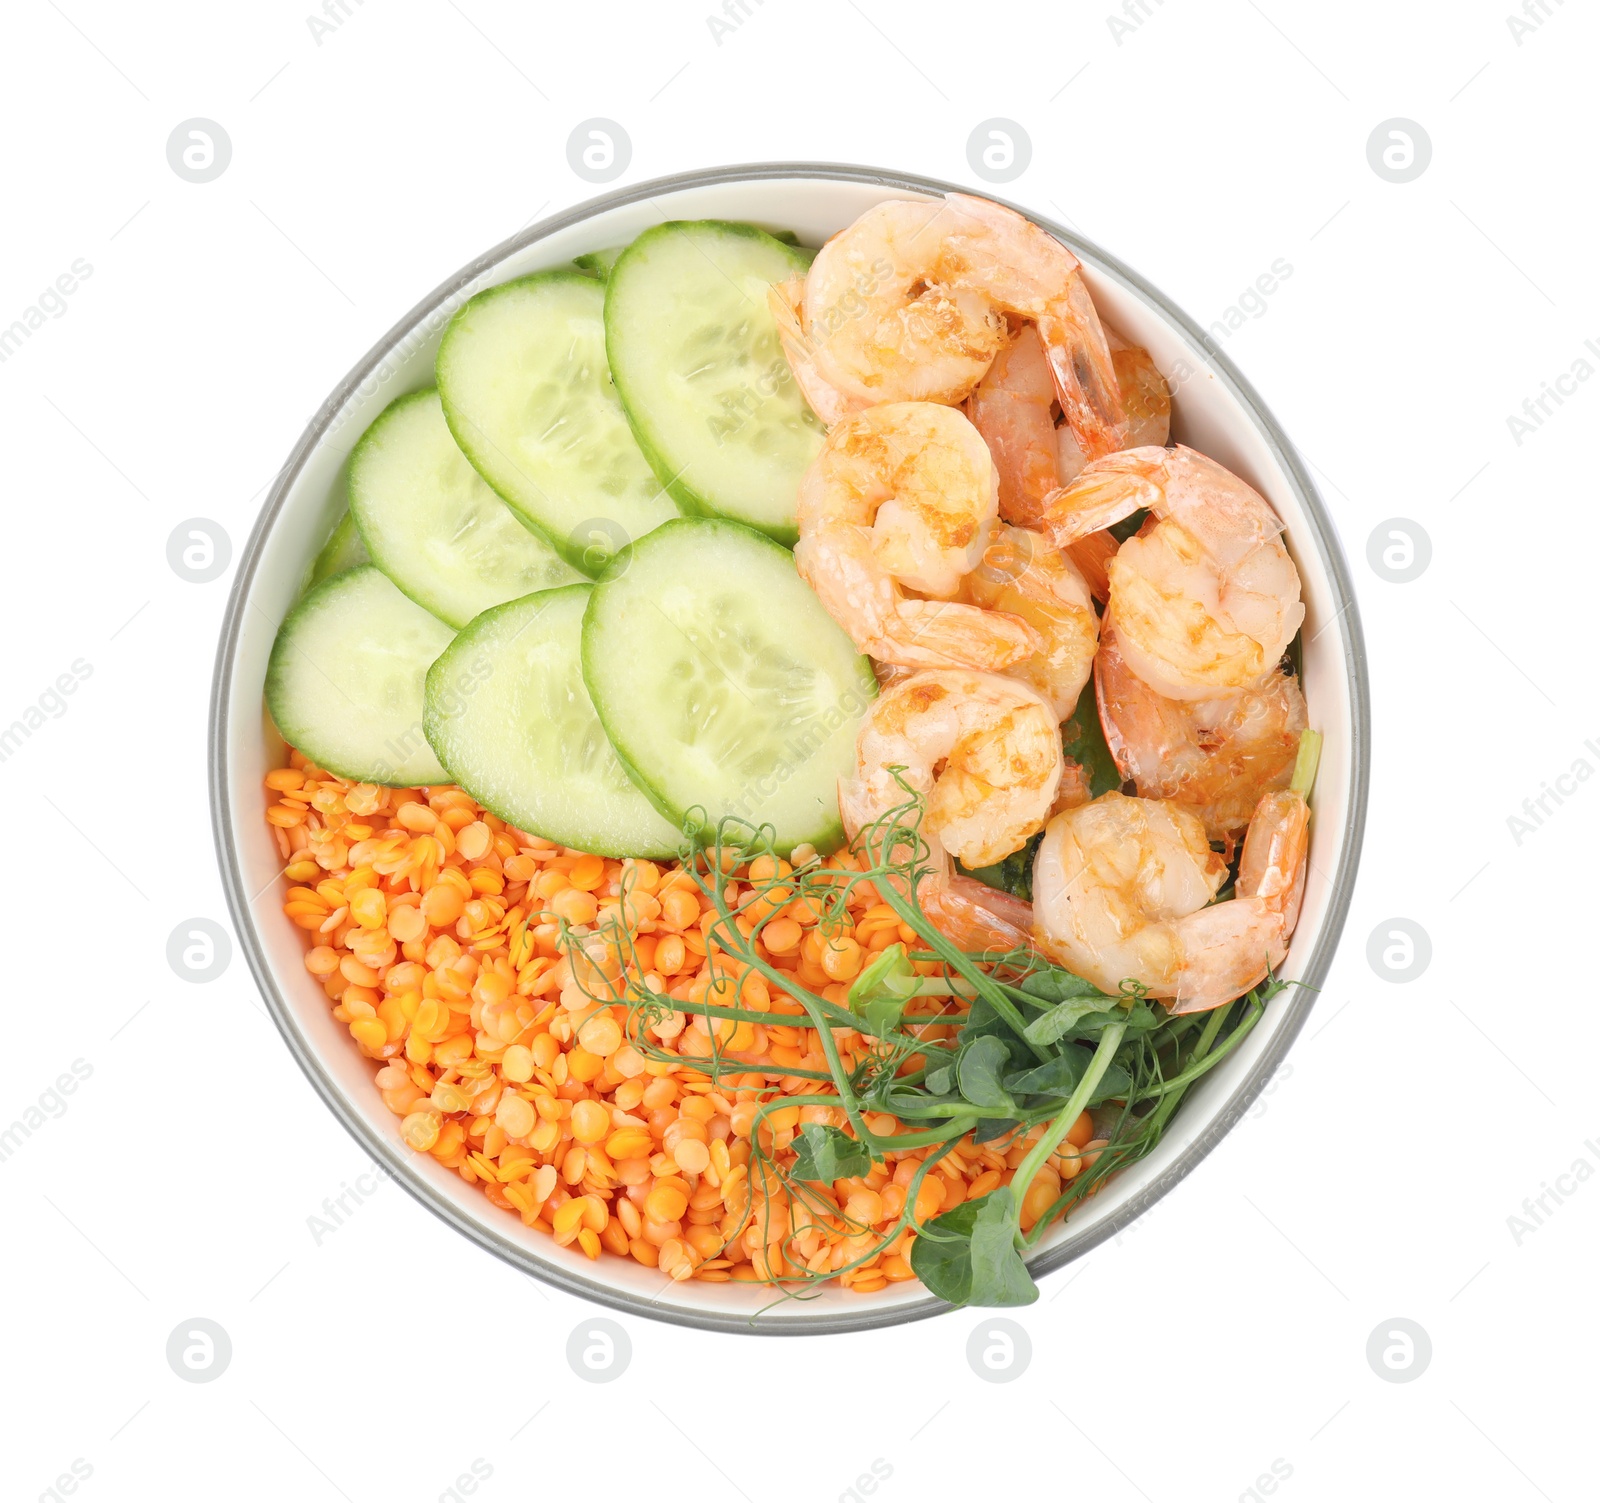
[1140,995,1267,1099]
[874,881,1052,1063]
[1007,1020,1126,1244]
[876,1119,979,1149]
[1290,728,1322,800]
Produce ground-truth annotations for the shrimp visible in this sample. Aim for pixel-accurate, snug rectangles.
[966,323,1060,527]
[1031,787,1308,1013]
[967,323,1169,600]
[1096,621,1306,846]
[839,669,1063,947]
[957,525,1098,721]
[1043,445,1305,700]
[1108,334,1170,444]
[768,276,862,427]
[798,195,1127,459]
[794,402,1041,672]
[927,875,1037,954]
[1055,331,1171,482]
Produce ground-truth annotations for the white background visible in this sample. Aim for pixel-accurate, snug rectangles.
[2,2,1595,1500]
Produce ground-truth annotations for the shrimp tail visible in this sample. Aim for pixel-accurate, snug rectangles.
[1108,340,1172,449]
[796,524,1040,672]
[966,324,1060,529]
[1167,788,1309,1014]
[1064,530,1118,603]
[885,599,1042,672]
[1165,900,1286,1014]
[1237,788,1310,932]
[1093,641,1140,787]
[1040,447,1169,546]
[1050,755,1093,815]
[1037,280,1128,462]
[767,278,861,428]
[1041,473,1148,545]
[964,322,1121,600]
[927,874,1036,954]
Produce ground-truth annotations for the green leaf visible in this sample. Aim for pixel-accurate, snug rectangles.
[1045,1007,1160,1044]
[1118,999,1164,1032]
[1006,1044,1090,1096]
[967,1189,1039,1306]
[1023,997,1109,1047]
[957,994,1029,1054]
[847,943,919,1041]
[789,1123,872,1183]
[868,1081,970,1121]
[958,991,1005,1040]
[857,996,902,1043]
[1018,966,1105,1005]
[955,832,1040,903]
[923,1062,955,1096]
[1060,680,1123,800]
[1107,508,1148,543]
[1007,1049,1132,1105]
[972,1116,1022,1145]
[1020,969,1163,1046]
[909,1199,982,1303]
[909,1189,1037,1307]
[957,1035,1017,1113]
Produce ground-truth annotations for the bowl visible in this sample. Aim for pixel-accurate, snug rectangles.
[210,164,1370,1334]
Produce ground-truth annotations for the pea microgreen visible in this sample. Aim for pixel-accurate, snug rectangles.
[559,776,1299,1312]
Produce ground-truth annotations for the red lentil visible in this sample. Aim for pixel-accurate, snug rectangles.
[267,751,1101,1290]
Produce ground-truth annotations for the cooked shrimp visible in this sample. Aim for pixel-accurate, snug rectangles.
[1096,620,1306,845]
[799,195,1126,459]
[1060,529,1120,605]
[841,669,1063,868]
[966,323,1060,528]
[795,402,1041,671]
[1109,332,1171,444]
[768,276,862,427]
[1044,445,1305,700]
[840,670,1063,946]
[1056,331,1171,482]
[927,874,1037,954]
[966,322,1168,600]
[957,525,1098,721]
[1031,788,1308,1012]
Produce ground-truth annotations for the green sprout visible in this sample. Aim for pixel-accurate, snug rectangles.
[557,782,1295,1312]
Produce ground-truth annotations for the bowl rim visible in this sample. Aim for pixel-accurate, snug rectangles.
[209,161,1371,1335]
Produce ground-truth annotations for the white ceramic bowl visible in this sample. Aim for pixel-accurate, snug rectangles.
[210,165,1369,1334]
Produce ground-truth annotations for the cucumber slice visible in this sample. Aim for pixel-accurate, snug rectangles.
[604,221,824,544]
[347,388,579,629]
[267,565,453,787]
[573,248,624,279]
[436,269,678,574]
[425,586,681,858]
[305,511,368,590]
[582,518,875,853]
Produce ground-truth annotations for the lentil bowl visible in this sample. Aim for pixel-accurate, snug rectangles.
[211,164,1369,1333]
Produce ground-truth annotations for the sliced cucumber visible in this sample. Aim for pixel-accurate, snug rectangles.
[304,510,368,592]
[425,586,681,858]
[266,565,453,787]
[604,221,824,544]
[436,269,677,575]
[582,519,875,853]
[573,248,624,279]
[347,388,579,629]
